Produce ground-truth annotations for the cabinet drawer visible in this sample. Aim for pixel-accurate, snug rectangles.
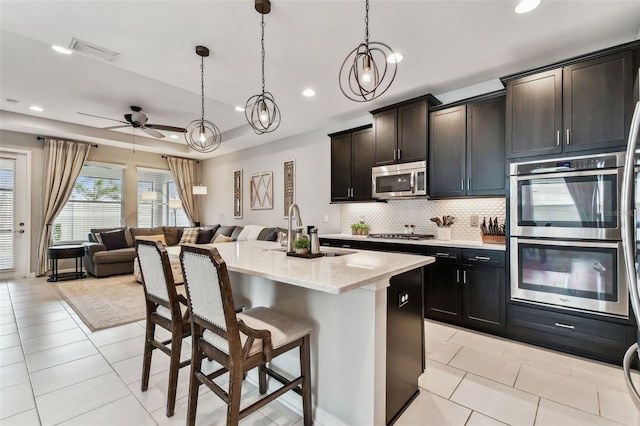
[424,247,461,263]
[507,304,636,364]
[462,249,504,267]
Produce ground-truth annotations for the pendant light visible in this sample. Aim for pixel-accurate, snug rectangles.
[245,0,281,134]
[339,0,398,102]
[185,45,222,152]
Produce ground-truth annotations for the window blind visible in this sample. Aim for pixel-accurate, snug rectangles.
[0,158,16,270]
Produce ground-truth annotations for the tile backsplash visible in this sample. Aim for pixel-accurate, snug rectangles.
[341,198,506,241]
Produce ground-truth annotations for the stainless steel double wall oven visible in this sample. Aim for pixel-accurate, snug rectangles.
[509,152,629,318]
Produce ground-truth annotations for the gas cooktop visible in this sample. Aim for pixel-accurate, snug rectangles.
[368,233,435,241]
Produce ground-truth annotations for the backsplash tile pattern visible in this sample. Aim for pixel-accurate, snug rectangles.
[341,198,506,241]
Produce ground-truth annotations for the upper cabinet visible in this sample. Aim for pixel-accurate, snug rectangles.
[429,94,506,198]
[371,95,440,166]
[329,125,375,202]
[505,50,633,159]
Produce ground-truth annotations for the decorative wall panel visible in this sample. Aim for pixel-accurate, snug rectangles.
[233,169,242,218]
[283,160,295,217]
[250,171,273,210]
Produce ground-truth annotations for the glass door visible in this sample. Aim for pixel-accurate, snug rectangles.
[510,237,628,317]
[0,151,29,279]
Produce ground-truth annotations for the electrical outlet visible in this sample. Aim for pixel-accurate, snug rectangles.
[323,215,329,223]
[470,215,479,227]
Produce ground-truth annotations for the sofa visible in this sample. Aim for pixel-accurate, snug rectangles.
[83,224,283,278]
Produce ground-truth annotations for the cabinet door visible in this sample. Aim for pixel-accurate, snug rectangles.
[466,96,506,196]
[424,262,462,323]
[563,51,633,152]
[506,69,562,158]
[397,100,427,163]
[374,109,397,166]
[351,127,375,200]
[330,133,352,201]
[429,106,466,198]
[462,266,505,331]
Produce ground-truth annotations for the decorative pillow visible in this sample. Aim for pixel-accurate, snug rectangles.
[236,225,265,241]
[266,230,278,241]
[196,229,215,244]
[135,235,167,246]
[213,235,234,243]
[178,227,200,245]
[100,229,129,251]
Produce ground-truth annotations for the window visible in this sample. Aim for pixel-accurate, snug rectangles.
[52,163,124,243]
[137,168,190,227]
[0,158,16,270]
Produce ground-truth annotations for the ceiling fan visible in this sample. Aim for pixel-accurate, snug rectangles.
[78,106,186,139]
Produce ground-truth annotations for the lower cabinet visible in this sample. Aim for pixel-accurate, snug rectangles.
[424,247,505,332]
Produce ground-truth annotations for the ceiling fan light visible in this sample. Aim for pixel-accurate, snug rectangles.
[515,0,541,14]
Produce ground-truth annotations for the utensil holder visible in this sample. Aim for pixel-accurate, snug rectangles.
[481,235,505,244]
[437,227,451,241]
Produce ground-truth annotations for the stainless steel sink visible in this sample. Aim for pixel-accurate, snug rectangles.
[269,247,356,257]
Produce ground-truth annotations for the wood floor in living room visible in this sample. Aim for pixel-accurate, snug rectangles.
[1,276,639,425]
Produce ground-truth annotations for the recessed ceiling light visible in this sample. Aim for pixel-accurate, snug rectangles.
[52,45,72,55]
[170,135,178,139]
[515,0,541,14]
[302,88,316,97]
[29,106,43,112]
[387,53,404,64]
[234,106,245,112]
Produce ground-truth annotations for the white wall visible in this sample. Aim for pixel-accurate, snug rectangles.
[200,129,341,234]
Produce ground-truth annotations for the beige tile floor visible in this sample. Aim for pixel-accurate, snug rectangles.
[1,276,639,425]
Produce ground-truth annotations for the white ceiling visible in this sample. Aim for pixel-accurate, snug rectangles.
[1,0,639,159]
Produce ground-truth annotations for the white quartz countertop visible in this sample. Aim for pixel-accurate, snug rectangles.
[320,233,506,251]
[167,240,434,295]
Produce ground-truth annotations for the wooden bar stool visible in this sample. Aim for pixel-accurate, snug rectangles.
[180,245,313,426]
[135,240,191,417]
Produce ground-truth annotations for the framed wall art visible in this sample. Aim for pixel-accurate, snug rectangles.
[233,169,242,219]
[283,159,295,217]
[250,171,273,210]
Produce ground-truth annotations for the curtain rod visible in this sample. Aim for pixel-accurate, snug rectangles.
[161,154,200,164]
[37,136,98,148]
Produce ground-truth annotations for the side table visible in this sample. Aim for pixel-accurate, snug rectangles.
[48,245,86,282]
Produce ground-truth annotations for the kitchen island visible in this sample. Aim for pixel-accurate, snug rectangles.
[168,240,434,425]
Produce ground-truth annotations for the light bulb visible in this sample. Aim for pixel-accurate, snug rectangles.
[199,127,206,143]
[360,54,373,87]
[259,104,269,124]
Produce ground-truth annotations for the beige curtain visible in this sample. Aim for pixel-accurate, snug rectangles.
[37,139,92,275]
[166,156,198,224]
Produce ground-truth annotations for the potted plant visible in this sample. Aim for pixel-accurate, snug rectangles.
[351,223,370,235]
[293,236,310,254]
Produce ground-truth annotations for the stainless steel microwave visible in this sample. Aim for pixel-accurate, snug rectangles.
[372,161,427,199]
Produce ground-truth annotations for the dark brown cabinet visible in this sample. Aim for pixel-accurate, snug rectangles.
[424,247,505,332]
[371,95,440,166]
[329,125,374,202]
[429,94,506,198]
[505,51,633,158]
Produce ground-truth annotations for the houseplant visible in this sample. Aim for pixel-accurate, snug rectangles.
[350,223,370,235]
[293,236,310,254]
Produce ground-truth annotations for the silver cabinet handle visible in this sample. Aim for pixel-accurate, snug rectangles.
[474,256,491,261]
[556,130,560,146]
[435,252,450,258]
[456,269,460,283]
[410,170,415,193]
[461,179,464,191]
[566,129,570,145]
[463,270,467,284]
[397,149,401,160]
[393,150,397,160]
[555,322,575,330]
[467,179,470,191]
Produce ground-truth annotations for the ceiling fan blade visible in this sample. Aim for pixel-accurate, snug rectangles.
[77,112,128,124]
[141,127,165,138]
[146,124,186,133]
[104,125,132,130]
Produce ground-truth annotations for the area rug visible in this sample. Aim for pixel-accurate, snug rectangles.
[52,275,145,332]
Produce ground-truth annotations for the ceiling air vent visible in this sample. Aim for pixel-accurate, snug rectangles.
[69,38,120,62]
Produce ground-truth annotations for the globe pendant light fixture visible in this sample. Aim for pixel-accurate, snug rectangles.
[245,0,281,134]
[339,0,398,102]
[185,45,222,152]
